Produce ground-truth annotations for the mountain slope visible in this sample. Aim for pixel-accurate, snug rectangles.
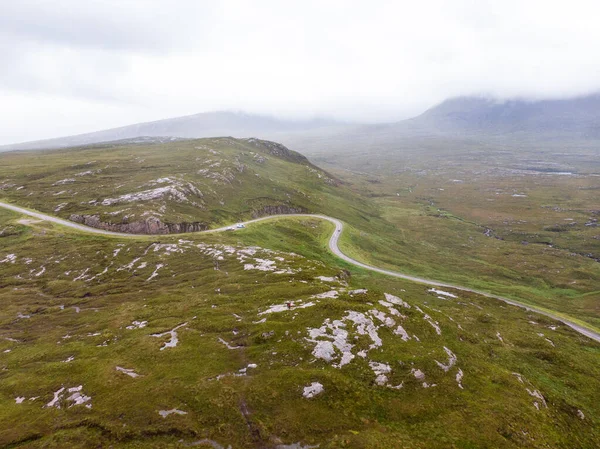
[276,93,600,173]
[0,137,378,234]
[1,208,599,448]
[411,94,600,138]
[0,111,346,152]
[6,93,600,155]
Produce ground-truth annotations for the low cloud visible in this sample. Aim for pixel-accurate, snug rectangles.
[2,0,600,143]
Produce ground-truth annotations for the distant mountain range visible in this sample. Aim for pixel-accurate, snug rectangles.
[412,94,600,138]
[0,111,348,151]
[2,93,600,152]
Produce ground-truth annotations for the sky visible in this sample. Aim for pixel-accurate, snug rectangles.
[2,0,600,144]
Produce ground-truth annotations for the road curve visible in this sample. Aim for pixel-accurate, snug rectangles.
[1,200,599,343]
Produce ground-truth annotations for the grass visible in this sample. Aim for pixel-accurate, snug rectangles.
[1,208,599,448]
[0,136,598,330]
[0,137,378,231]
[302,142,600,330]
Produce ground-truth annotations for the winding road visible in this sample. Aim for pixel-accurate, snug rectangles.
[1,200,599,343]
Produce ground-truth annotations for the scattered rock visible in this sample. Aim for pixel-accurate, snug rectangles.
[303,382,324,398]
[158,409,187,418]
[116,366,141,378]
[151,323,187,350]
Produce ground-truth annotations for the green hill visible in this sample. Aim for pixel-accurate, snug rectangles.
[0,137,377,234]
[0,208,598,448]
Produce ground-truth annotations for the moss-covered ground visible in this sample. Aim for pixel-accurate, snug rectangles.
[1,209,599,448]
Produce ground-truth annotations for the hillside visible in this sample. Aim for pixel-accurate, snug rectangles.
[1,208,599,448]
[0,137,377,234]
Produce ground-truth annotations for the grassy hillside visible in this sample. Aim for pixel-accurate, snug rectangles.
[1,137,598,331]
[0,137,378,233]
[1,209,599,448]
[289,139,600,330]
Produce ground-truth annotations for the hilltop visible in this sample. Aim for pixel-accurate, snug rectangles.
[0,137,377,234]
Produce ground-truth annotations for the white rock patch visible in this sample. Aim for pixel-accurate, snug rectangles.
[310,290,339,299]
[213,363,257,380]
[146,264,164,281]
[151,323,187,350]
[346,311,383,351]
[349,289,368,295]
[415,306,442,335]
[259,301,316,315]
[528,389,547,410]
[53,178,75,186]
[512,373,547,410]
[126,320,148,330]
[118,257,140,272]
[245,258,285,273]
[428,288,457,298]
[45,385,91,409]
[393,325,411,341]
[411,368,425,380]
[315,276,339,283]
[435,347,457,372]
[101,185,192,206]
[218,337,242,350]
[378,300,405,318]
[456,369,464,389]
[158,409,187,418]
[369,362,392,386]
[0,254,17,264]
[67,385,92,407]
[116,366,140,378]
[384,293,411,309]
[303,382,324,398]
[307,311,386,368]
[370,309,396,328]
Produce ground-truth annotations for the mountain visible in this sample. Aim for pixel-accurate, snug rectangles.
[411,94,600,138]
[276,93,600,170]
[4,93,600,158]
[0,111,347,152]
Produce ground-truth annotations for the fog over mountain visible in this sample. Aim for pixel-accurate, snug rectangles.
[413,94,600,138]
[3,0,600,145]
[0,111,346,151]
[4,93,600,152]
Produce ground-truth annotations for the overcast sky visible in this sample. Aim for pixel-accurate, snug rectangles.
[2,0,600,144]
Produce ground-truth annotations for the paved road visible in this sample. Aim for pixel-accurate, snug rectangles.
[1,200,599,343]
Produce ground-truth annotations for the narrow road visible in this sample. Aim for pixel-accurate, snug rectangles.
[1,200,599,343]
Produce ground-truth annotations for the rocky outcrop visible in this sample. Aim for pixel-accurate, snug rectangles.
[243,138,309,164]
[69,214,207,235]
[251,205,307,219]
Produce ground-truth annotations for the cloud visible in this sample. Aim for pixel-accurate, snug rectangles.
[2,0,600,143]
[0,1,214,53]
